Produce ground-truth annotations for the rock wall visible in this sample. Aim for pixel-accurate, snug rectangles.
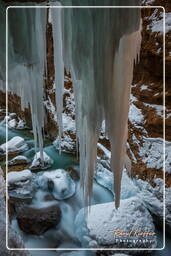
[0,0,170,185]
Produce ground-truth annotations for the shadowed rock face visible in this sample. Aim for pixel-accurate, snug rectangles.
[16,204,61,235]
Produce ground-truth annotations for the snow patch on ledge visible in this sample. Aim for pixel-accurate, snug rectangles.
[148,11,171,34]
[129,103,144,125]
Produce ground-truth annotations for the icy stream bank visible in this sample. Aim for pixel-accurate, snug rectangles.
[0,121,165,252]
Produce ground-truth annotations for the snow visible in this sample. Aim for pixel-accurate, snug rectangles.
[38,169,76,200]
[134,178,164,223]
[8,169,32,185]
[8,155,30,165]
[148,11,171,34]
[8,118,17,128]
[138,137,171,173]
[129,103,144,125]
[75,197,157,248]
[144,102,164,117]
[0,136,28,153]
[30,151,54,170]
[140,84,151,91]
[97,143,111,159]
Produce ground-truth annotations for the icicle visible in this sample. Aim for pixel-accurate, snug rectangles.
[1,6,47,162]
[51,2,64,153]
[52,0,142,209]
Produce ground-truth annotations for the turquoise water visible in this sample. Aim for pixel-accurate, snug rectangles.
[0,122,170,254]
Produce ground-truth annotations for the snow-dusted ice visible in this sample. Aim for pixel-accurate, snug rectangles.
[38,169,76,200]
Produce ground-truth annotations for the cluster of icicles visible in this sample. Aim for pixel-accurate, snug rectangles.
[0,0,142,209]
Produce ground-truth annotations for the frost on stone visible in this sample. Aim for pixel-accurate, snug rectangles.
[38,169,76,200]
[75,197,157,248]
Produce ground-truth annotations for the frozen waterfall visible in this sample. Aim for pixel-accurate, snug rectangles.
[0,0,141,209]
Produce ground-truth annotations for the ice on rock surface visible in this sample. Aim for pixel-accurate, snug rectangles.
[75,197,157,248]
[38,169,76,200]
[30,151,54,170]
[0,136,28,153]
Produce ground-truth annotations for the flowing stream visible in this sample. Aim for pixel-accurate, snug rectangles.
[0,121,170,255]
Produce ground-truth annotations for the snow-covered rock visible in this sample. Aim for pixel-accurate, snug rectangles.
[134,178,165,228]
[8,169,32,185]
[8,155,30,166]
[94,164,139,199]
[75,197,157,248]
[8,170,34,201]
[138,137,171,173]
[0,136,28,153]
[30,151,54,171]
[38,169,76,200]
[0,167,30,255]
[129,103,144,125]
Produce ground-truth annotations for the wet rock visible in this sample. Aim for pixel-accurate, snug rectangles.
[30,151,54,171]
[38,169,76,200]
[16,204,61,235]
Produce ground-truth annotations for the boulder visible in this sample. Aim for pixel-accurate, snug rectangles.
[8,155,30,166]
[8,170,34,202]
[75,197,157,249]
[0,136,28,154]
[16,204,61,235]
[30,151,54,171]
[38,169,76,200]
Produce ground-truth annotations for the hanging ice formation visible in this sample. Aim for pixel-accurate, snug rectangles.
[0,3,47,162]
[51,0,142,208]
[0,0,141,209]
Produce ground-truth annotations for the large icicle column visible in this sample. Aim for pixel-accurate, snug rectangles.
[51,0,142,208]
[0,3,47,161]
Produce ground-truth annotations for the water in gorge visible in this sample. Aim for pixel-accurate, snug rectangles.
[0,119,169,254]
